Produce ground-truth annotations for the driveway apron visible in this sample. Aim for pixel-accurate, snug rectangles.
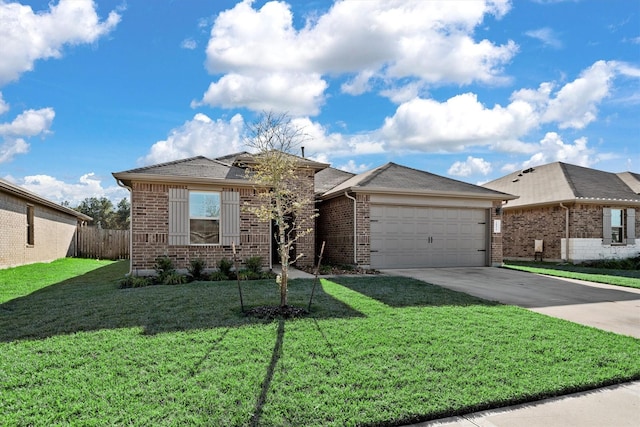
[382,267,640,338]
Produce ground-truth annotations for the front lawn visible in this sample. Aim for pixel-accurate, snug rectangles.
[1,261,639,426]
[504,261,640,289]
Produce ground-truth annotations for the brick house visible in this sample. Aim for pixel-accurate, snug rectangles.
[482,162,640,262]
[315,163,516,269]
[112,153,327,275]
[114,154,516,275]
[0,178,91,269]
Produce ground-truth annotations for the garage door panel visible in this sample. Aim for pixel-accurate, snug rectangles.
[370,205,487,269]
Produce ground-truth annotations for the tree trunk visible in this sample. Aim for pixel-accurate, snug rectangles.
[277,200,288,307]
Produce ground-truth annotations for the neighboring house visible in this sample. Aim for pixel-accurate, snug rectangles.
[482,162,640,262]
[316,162,516,269]
[0,178,91,269]
[114,155,516,275]
[112,153,327,275]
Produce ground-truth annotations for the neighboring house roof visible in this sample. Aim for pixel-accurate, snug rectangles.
[482,162,640,208]
[322,162,516,200]
[617,171,640,194]
[314,167,355,194]
[0,178,92,221]
[113,156,248,186]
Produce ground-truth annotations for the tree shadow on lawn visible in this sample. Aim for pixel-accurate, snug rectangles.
[0,262,362,342]
[329,275,500,308]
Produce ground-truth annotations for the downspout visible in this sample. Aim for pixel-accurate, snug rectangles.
[345,192,357,265]
[117,179,133,276]
[560,203,569,262]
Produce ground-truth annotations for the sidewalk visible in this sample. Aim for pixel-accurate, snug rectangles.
[410,380,640,427]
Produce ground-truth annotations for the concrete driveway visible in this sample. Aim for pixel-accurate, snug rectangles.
[382,267,640,338]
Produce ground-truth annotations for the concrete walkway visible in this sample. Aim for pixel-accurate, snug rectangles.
[383,267,640,338]
[380,267,640,426]
[412,380,640,427]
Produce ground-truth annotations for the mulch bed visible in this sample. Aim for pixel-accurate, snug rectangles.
[244,305,309,320]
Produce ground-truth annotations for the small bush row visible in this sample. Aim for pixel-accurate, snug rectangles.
[580,255,640,270]
[119,256,276,289]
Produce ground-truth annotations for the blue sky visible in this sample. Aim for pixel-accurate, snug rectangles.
[1,0,638,205]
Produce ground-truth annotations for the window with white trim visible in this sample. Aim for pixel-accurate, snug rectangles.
[189,191,220,244]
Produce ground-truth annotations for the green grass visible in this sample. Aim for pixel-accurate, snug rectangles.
[504,261,640,289]
[0,258,115,303]
[2,261,639,426]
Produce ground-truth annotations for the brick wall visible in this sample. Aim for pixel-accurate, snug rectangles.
[317,193,370,267]
[502,203,639,261]
[130,182,273,273]
[491,201,504,266]
[129,171,318,273]
[317,195,354,265]
[1,191,78,269]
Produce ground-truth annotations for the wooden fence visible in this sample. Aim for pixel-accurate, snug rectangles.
[76,227,130,260]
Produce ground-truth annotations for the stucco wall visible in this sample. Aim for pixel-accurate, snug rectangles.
[0,191,78,269]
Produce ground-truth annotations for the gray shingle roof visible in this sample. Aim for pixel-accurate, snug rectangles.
[314,167,355,194]
[113,156,247,181]
[323,162,514,199]
[482,162,640,208]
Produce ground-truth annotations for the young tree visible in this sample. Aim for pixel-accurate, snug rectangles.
[244,112,316,308]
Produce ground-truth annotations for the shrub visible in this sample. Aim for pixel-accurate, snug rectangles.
[161,271,186,286]
[188,258,208,281]
[119,275,151,289]
[209,271,229,281]
[217,258,234,277]
[153,256,186,286]
[244,256,263,274]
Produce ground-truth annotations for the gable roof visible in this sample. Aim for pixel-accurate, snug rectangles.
[113,156,248,186]
[322,162,516,200]
[314,167,355,194]
[482,162,640,208]
[113,152,330,187]
[0,178,92,221]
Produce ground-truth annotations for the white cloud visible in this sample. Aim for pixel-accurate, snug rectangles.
[541,60,616,129]
[140,113,246,165]
[198,0,517,113]
[0,0,121,85]
[525,27,562,49]
[337,160,371,174]
[0,92,8,115]
[195,72,327,116]
[0,108,55,137]
[521,132,596,168]
[379,93,537,152]
[0,138,29,163]
[0,108,55,163]
[21,173,127,205]
[448,156,492,177]
[378,60,632,154]
[181,38,197,50]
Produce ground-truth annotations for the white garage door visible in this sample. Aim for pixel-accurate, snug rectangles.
[370,205,488,268]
